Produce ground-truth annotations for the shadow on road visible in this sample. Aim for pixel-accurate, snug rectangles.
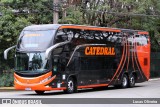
[21,85,144,96]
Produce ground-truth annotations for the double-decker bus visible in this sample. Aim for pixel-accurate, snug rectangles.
[4,24,150,94]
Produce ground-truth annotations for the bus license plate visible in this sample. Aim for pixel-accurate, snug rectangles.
[25,88,31,91]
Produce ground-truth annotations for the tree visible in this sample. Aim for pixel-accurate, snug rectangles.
[58,6,83,24]
[0,6,31,72]
[0,0,53,72]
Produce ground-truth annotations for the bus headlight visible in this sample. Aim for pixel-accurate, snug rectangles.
[40,76,51,83]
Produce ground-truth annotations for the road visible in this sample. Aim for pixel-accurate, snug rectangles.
[0,79,160,107]
[0,79,160,98]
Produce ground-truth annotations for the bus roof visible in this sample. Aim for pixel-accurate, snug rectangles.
[23,24,61,31]
[23,24,149,35]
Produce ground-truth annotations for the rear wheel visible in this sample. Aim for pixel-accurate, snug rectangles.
[35,90,45,95]
[129,74,136,87]
[64,77,77,94]
[121,74,129,88]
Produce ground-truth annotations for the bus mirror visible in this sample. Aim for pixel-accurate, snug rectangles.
[45,41,70,59]
[4,45,16,60]
[56,34,68,41]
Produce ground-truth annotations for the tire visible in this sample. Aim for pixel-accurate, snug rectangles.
[35,90,45,95]
[64,77,77,94]
[129,74,136,88]
[121,74,129,88]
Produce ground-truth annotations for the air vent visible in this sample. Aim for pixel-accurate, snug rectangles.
[144,58,148,66]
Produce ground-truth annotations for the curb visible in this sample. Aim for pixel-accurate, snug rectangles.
[149,78,160,81]
[0,87,15,92]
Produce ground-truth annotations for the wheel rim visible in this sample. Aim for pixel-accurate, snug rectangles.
[130,76,135,85]
[123,76,127,87]
[68,80,74,92]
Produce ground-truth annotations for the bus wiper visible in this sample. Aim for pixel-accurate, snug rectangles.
[66,44,106,67]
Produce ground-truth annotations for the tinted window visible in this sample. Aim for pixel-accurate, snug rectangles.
[56,28,122,45]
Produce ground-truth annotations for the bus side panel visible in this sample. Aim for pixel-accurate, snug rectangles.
[136,42,150,80]
[110,34,150,85]
[77,44,123,86]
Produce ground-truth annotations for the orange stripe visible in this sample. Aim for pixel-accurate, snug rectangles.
[132,37,135,72]
[138,32,149,35]
[78,84,108,89]
[115,38,128,81]
[108,37,126,84]
[59,25,121,32]
[51,87,66,90]
[126,39,130,71]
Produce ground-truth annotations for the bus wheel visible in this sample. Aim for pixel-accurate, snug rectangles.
[35,90,45,95]
[121,74,129,88]
[65,77,76,94]
[129,74,135,88]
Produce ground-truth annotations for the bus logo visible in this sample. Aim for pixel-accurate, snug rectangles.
[85,47,115,56]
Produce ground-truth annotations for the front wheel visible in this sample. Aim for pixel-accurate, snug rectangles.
[35,90,45,95]
[64,77,77,94]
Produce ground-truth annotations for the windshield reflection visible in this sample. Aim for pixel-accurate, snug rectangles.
[15,52,48,72]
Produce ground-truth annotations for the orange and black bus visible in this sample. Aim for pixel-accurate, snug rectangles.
[4,24,150,94]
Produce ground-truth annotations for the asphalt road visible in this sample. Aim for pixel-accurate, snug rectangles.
[0,79,160,98]
[0,79,160,107]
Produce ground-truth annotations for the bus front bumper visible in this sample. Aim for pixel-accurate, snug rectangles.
[14,72,66,91]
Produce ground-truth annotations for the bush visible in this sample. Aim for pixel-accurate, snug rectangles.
[0,70,14,87]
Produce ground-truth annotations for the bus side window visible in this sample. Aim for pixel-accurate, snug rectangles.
[141,35,148,45]
[51,54,58,73]
[55,29,68,43]
[51,46,64,73]
[52,47,63,55]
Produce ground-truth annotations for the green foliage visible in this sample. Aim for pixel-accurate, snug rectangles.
[59,7,83,24]
[0,70,14,87]
[0,6,31,71]
[0,0,53,73]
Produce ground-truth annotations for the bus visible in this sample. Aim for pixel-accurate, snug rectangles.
[4,24,150,94]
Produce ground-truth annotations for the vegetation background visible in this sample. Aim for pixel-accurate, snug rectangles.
[0,0,160,86]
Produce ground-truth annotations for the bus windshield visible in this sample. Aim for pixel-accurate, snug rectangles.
[18,30,56,51]
[15,52,48,72]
